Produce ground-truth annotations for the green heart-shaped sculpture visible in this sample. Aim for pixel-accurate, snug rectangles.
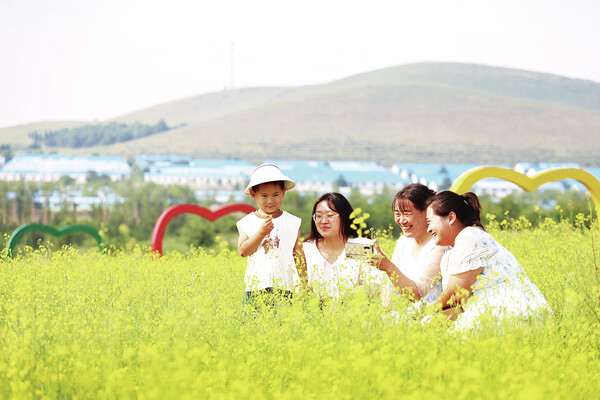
[4,223,106,259]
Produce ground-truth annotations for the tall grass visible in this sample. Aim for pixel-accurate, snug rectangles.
[0,219,599,398]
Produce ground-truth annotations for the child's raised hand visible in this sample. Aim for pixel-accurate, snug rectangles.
[258,215,275,237]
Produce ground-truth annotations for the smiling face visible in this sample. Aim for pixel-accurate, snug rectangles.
[426,206,454,246]
[250,182,285,216]
[313,200,341,240]
[394,199,429,242]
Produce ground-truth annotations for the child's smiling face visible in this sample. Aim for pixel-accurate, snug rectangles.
[250,182,286,215]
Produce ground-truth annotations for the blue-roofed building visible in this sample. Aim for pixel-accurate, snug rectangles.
[391,163,517,195]
[266,160,408,195]
[141,156,254,189]
[514,162,581,176]
[265,160,338,193]
[329,161,385,171]
[472,178,522,197]
[195,190,246,203]
[392,163,496,190]
[514,162,590,192]
[338,169,406,195]
[0,153,130,183]
[469,163,591,196]
[5,154,595,203]
[457,165,520,197]
[135,155,193,170]
[33,187,124,211]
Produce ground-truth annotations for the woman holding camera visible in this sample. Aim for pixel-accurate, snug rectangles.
[302,192,387,300]
[370,183,446,301]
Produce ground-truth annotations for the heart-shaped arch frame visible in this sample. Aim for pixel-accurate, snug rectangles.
[450,167,600,230]
[150,203,256,256]
[4,223,106,259]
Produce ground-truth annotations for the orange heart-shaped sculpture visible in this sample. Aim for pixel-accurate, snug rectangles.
[450,166,600,228]
[150,203,256,256]
[4,223,105,259]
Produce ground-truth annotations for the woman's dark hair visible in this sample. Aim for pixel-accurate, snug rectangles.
[304,192,359,242]
[392,183,436,213]
[425,191,485,230]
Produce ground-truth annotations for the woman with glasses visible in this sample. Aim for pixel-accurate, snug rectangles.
[303,192,388,301]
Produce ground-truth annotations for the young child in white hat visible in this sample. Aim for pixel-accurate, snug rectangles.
[237,164,307,304]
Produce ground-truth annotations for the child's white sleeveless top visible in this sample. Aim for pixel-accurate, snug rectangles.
[236,211,301,291]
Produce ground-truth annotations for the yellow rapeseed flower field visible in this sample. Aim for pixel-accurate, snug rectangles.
[1,220,599,398]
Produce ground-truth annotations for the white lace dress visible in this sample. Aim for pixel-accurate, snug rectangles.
[303,241,389,303]
[441,227,550,329]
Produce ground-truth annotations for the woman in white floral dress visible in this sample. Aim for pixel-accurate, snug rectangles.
[425,191,550,329]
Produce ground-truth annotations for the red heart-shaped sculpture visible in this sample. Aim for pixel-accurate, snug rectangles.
[150,203,256,256]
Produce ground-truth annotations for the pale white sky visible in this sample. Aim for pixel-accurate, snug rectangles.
[1,0,599,128]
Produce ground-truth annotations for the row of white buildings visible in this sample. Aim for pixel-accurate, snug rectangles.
[0,154,130,184]
[1,154,599,200]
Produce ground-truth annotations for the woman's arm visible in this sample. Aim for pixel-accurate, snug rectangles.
[372,246,421,300]
[417,246,445,296]
[433,267,483,319]
[370,245,445,301]
[293,229,308,287]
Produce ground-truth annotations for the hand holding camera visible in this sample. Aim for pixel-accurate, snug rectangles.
[344,237,376,260]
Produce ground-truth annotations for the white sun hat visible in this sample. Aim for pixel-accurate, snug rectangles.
[244,164,296,195]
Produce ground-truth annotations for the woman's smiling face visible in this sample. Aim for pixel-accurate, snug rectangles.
[426,206,452,246]
[394,199,428,240]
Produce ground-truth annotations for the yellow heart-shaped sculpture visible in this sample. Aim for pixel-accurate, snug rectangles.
[450,167,600,228]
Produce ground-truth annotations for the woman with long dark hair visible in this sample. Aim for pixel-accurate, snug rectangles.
[303,192,387,300]
[425,191,550,328]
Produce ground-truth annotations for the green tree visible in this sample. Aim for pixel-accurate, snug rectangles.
[0,144,13,163]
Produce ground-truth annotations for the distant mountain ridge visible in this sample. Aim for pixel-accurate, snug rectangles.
[330,63,600,111]
[2,62,600,166]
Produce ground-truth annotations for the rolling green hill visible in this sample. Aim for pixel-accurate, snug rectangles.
[2,62,600,165]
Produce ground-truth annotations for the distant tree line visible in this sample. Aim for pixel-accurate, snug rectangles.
[28,120,177,148]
